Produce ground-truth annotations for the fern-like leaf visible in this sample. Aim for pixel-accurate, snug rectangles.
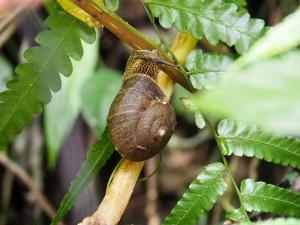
[241,218,300,225]
[162,163,227,225]
[51,128,114,225]
[241,179,300,217]
[145,0,265,54]
[0,6,95,146]
[185,49,231,90]
[218,119,300,169]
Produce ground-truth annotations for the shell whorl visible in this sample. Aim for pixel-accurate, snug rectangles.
[107,74,176,161]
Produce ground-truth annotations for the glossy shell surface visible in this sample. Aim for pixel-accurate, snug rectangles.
[107,74,176,161]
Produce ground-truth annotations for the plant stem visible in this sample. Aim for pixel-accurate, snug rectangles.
[206,120,251,223]
[79,160,144,225]
[68,0,193,91]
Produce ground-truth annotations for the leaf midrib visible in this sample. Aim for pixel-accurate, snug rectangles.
[219,136,300,159]
[145,0,258,39]
[164,173,224,225]
[242,192,300,212]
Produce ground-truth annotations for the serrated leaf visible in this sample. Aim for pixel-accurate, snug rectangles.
[162,163,227,225]
[51,128,114,225]
[186,50,231,90]
[241,179,300,217]
[44,38,99,168]
[145,0,265,54]
[0,6,96,146]
[193,50,300,136]
[218,119,300,169]
[80,67,121,133]
[241,218,300,225]
[232,8,300,71]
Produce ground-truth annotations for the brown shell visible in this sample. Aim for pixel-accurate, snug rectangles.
[107,74,176,161]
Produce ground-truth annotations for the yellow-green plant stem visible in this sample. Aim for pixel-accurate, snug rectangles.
[68,0,193,91]
[206,120,251,223]
[78,160,144,225]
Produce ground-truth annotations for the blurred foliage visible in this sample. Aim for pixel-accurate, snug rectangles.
[105,0,119,11]
[44,38,99,168]
[195,51,300,135]
[81,67,121,133]
[0,55,12,92]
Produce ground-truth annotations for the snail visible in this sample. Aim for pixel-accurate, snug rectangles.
[107,50,177,161]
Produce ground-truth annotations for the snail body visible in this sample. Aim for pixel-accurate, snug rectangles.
[107,50,176,161]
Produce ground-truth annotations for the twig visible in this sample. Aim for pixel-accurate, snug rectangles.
[0,21,18,49]
[210,156,239,225]
[206,121,251,223]
[145,157,160,225]
[78,32,197,225]
[0,170,14,225]
[68,0,193,92]
[0,154,64,225]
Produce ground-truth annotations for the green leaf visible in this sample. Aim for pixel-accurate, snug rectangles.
[225,208,248,223]
[232,8,300,71]
[186,50,231,90]
[145,0,265,54]
[241,179,300,217]
[162,163,227,225]
[51,128,114,225]
[80,67,121,133]
[241,218,300,225]
[218,119,300,169]
[224,0,247,8]
[105,0,119,11]
[44,38,99,168]
[0,6,96,146]
[193,50,300,136]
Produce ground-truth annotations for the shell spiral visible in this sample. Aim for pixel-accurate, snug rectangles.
[107,74,176,161]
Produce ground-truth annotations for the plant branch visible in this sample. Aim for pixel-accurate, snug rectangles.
[206,121,251,223]
[0,154,64,225]
[79,160,144,225]
[68,0,194,91]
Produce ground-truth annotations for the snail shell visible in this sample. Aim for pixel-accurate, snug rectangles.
[107,73,176,161]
